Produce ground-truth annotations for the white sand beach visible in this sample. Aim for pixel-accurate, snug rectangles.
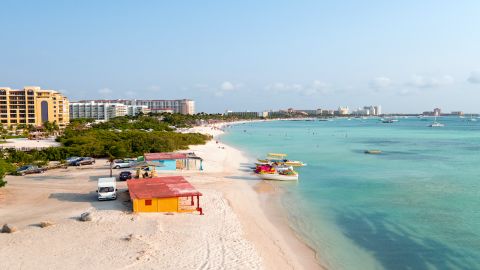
[0,122,322,270]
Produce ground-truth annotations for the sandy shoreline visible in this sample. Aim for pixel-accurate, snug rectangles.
[0,120,323,270]
[190,122,323,270]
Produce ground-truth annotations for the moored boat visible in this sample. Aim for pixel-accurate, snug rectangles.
[258,173,299,181]
[257,153,307,167]
[428,117,445,127]
[254,163,299,181]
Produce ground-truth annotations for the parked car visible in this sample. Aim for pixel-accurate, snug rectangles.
[16,165,46,176]
[66,156,82,165]
[119,171,132,181]
[72,157,96,166]
[112,159,134,169]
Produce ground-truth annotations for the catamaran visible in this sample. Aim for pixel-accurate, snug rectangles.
[257,153,307,167]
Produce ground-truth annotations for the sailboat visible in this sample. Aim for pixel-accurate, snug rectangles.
[468,114,477,122]
[428,116,444,127]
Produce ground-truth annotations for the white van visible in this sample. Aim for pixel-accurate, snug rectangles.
[97,177,117,201]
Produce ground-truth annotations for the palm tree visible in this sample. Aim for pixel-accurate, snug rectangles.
[0,127,7,142]
[106,145,126,177]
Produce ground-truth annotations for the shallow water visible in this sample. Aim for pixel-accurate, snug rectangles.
[222,117,480,270]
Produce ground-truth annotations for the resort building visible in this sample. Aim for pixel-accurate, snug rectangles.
[144,152,203,171]
[336,107,350,115]
[69,101,150,121]
[225,110,260,118]
[451,111,464,116]
[78,99,195,115]
[423,108,442,116]
[0,86,69,128]
[296,109,317,116]
[127,105,151,116]
[351,105,382,116]
[127,176,203,214]
[316,109,335,116]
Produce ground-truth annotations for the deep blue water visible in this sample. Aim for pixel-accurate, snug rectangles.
[221,117,480,270]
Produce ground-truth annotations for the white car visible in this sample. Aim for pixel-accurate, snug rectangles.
[112,159,135,169]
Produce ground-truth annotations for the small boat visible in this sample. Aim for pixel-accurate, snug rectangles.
[429,122,445,127]
[364,150,382,154]
[258,173,298,181]
[428,117,444,127]
[382,119,394,123]
[257,153,307,167]
[255,164,299,181]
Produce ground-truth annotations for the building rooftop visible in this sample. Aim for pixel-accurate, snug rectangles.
[127,176,202,199]
[144,152,187,160]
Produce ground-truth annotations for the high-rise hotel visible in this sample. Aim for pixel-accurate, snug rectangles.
[0,86,69,128]
[78,99,195,115]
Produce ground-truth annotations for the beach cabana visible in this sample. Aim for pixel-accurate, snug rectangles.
[144,152,203,171]
[127,176,203,214]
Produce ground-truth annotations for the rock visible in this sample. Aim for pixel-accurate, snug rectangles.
[79,212,93,222]
[123,234,134,241]
[39,221,54,228]
[2,224,17,233]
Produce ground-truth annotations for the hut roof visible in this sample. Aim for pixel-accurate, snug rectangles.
[144,152,187,161]
[127,176,202,199]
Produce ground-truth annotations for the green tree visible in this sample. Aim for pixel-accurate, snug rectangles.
[105,145,127,177]
[0,159,15,188]
[43,121,54,136]
[0,127,7,142]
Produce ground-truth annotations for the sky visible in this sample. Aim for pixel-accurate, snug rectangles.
[1,0,480,113]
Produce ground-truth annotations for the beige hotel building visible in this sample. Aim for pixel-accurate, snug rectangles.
[0,86,69,128]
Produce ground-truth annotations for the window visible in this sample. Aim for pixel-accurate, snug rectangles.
[145,199,152,206]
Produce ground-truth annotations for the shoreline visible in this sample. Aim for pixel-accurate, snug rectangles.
[0,119,323,269]
[189,121,324,269]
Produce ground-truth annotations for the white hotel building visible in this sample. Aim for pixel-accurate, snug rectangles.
[78,99,195,115]
[69,101,150,121]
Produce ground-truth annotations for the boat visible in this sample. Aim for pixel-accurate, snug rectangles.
[257,153,307,167]
[364,150,382,154]
[468,115,477,122]
[255,164,299,181]
[428,117,444,127]
[382,119,394,123]
[258,173,298,181]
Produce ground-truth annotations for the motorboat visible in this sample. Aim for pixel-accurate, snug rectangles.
[429,122,445,127]
[254,164,299,181]
[257,173,299,181]
[364,150,382,154]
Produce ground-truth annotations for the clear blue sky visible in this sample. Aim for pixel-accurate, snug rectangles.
[1,0,480,113]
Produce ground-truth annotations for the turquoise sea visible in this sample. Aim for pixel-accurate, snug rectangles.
[221,117,480,270]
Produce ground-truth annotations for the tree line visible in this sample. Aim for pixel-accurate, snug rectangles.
[0,115,213,186]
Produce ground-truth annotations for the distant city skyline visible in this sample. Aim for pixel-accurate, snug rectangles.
[2,1,480,113]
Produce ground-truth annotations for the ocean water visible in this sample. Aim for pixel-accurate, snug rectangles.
[221,117,480,270]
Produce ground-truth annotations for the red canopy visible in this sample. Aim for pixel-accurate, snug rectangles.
[127,176,202,199]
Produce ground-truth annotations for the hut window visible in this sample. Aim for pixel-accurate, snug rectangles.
[145,199,152,206]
